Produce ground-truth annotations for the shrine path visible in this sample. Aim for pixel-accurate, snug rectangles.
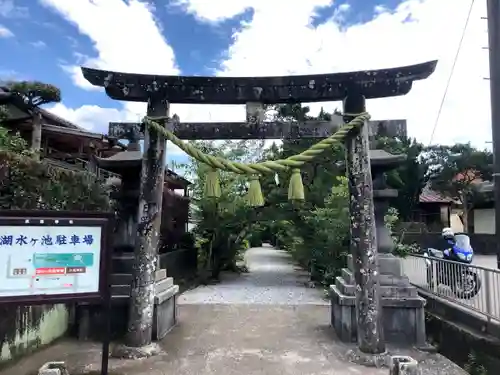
[178,244,328,305]
[4,245,466,375]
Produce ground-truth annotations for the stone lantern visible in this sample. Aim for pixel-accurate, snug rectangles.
[370,149,406,254]
[94,139,142,254]
[330,148,428,348]
[76,135,178,342]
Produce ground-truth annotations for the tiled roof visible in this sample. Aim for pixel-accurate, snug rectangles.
[419,184,454,203]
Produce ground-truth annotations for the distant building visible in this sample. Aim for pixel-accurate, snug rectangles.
[414,184,456,231]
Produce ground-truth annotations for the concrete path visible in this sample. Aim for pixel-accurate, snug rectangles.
[1,245,466,375]
[150,245,463,375]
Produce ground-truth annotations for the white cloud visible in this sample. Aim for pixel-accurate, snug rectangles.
[171,0,252,23]
[46,101,187,156]
[30,40,47,49]
[0,0,28,18]
[0,24,13,38]
[40,0,178,81]
[48,103,132,132]
[40,0,184,154]
[195,0,490,148]
[60,65,103,92]
[40,0,493,159]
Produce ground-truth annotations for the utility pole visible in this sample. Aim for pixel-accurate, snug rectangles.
[486,0,500,268]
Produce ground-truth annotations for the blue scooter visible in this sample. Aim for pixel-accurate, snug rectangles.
[423,233,481,299]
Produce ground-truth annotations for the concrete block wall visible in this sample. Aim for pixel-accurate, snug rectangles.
[0,304,69,364]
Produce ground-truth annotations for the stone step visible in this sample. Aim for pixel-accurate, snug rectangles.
[112,253,134,273]
[334,275,418,298]
[341,267,414,287]
[111,284,131,297]
[111,273,132,285]
[110,295,129,305]
[341,268,354,283]
[346,254,404,277]
[381,285,418,298]
[155,269,167,281]
[111,271,169,286]
[379,274,413,287]
[154,284,179,304]
[112,255,169,276]
[110,277,174,297]
[335,276,354,296]
[155,277,174,294]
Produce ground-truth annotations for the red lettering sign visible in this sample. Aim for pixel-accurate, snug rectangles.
[35,267,66,275]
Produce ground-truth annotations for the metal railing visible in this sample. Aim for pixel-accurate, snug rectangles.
[43,157,120,181]
[402,254,500,324]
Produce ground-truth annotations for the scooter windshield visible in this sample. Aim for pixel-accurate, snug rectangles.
[454,234,472,253]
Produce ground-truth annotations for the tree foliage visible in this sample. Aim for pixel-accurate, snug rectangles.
[180,103,495,287]
[176,140,260,281]
[424,143,492,200]
[375,136,427,221]
[0,126,110,211]
[423,143,493,228]
[6,81,61,106]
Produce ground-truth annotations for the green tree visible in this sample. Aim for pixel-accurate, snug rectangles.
[270,104,345,207]
[3,81,62,157]
[257,103,348,282]
[6,81,61,106]
[375,136,427,221]
[303,176,350,284]
[424,143,493,230]
[176,140,262,281]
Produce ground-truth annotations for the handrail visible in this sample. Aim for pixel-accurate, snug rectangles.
[43,157,120,181]
[403,254,500,323]
[410,253,500,274]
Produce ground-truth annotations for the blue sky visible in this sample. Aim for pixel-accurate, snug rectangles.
[0,0,493,169]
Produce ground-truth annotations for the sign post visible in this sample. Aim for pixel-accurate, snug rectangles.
[0,210,113,375]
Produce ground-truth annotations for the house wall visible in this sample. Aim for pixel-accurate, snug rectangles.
[450,211,464,233]
[440,205,450,226]
[415,203,446,231]
[473,208,495,234]
[0,304,69,364]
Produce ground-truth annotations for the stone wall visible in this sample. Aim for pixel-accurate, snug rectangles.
[0,304,69,364]
[159,248,198,280]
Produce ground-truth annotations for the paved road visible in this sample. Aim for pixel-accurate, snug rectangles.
[2,245,466,375]
[402,254,500,321]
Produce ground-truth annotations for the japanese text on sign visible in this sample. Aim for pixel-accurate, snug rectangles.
[0,225,102,298]
[0,234,94,246]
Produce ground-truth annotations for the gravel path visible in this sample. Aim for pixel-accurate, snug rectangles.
[178,244,329,305]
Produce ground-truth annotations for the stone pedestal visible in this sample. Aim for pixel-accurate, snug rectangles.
[75,268,179,342]
[330,254,426,347]
[152,269,179,340]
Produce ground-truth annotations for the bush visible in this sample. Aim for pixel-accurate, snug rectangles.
[273,177,350,286]
[385,206,419,257]
[274,176,416,287]
[178,232,195,250]
[302,177,350,285]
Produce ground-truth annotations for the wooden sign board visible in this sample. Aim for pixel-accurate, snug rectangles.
[0,210,112,305]
[108,119,407,141]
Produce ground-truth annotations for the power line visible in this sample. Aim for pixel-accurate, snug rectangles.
[428,0,476,145]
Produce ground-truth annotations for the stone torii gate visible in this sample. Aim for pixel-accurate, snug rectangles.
[81,60,437,360]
